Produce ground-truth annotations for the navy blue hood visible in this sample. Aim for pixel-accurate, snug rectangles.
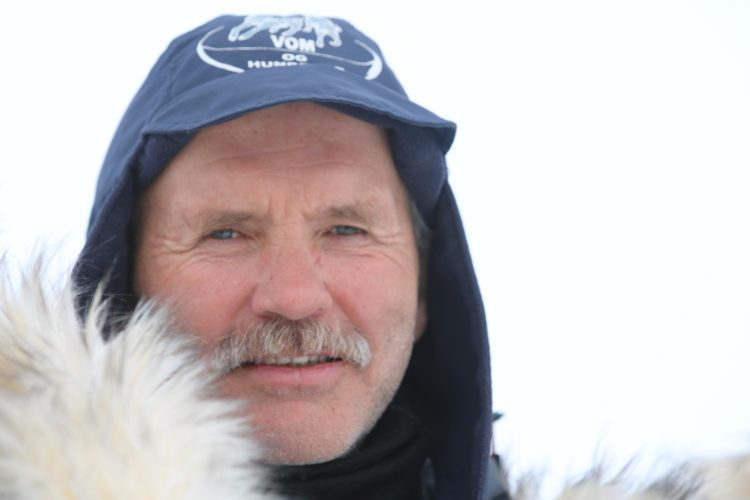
[75,14,492,499]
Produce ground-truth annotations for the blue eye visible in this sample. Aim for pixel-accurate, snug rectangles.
[331,225,364,236]
[208,229,238,240]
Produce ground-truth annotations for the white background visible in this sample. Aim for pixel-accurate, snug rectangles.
[2,1,749,495]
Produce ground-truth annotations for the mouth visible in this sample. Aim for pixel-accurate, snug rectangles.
[229,354,348,395]
[241,355,341,368]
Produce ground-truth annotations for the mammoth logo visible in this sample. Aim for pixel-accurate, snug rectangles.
[196,15,382,80]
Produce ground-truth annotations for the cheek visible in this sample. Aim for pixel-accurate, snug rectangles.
[324,255,419,331]
[138,258,255,342]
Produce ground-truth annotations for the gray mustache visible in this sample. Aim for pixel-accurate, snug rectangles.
[209,317,371,374]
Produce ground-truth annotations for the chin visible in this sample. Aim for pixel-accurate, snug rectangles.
[253,413,372,466]
[231,375,390,467]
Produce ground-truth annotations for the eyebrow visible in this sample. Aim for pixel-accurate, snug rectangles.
[195,201,386,229]
[199,211,261,228]
[323,202,382,227]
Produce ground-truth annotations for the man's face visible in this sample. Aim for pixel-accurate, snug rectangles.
[135,103,424,465]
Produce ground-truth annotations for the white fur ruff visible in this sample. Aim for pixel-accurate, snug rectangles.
[0,264,276,499]
[1,262,748,499]
[513,455,750,499]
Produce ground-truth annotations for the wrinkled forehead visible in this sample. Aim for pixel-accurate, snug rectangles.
[135,103,447,229]
[145,103,404,196]
[183,102,393,168]
[137,103,415,226]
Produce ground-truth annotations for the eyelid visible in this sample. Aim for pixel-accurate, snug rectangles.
[330,224,366,236]
[206,228,239,240]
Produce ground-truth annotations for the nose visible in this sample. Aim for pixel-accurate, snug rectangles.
[250,244,332,321]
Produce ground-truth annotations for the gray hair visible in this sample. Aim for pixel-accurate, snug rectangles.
[210,317,372,374]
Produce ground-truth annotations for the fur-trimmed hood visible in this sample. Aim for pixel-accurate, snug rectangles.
[2,263,750,499]
[0,263,276,499]
[515,457,750,499]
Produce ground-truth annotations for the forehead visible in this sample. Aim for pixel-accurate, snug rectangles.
[145,102,407,208]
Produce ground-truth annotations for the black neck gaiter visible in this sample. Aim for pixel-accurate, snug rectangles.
[271,401,430,500]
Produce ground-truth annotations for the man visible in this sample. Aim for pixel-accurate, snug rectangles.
[75,14,503,500]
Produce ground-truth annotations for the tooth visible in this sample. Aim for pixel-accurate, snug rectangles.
[249,355,338,366]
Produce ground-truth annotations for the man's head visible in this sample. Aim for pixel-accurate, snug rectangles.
[76,14,492,494]
[133,102,426,464]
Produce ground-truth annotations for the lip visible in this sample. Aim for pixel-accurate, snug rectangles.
[227,360,348,396]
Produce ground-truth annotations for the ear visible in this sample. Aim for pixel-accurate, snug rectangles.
[414,298,427,341]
